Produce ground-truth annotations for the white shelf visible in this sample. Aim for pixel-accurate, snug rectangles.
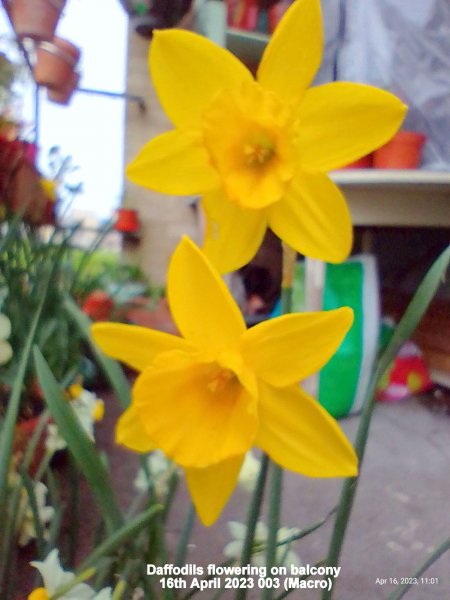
[327,170,450,228]
[331,169,450,187]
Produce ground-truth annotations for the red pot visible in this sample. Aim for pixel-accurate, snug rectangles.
[34,37,81,90]
[47,70,80,105]
[11,0,66,41]
[373,131,426,169]
[115,208,140,233]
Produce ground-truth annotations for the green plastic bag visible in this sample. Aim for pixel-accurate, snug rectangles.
[292,255,380,418]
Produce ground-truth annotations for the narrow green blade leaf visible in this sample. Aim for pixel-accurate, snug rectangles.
[64,296,131,409]
[33,347,123,532]
[78,504,163,572]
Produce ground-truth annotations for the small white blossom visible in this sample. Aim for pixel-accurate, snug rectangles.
[224,521,301,568]
[30,549,112,599]
[0,313,11,339]
[0,340,12,365]
[134,450,179,498]
[17,481,54,547]
[45,388,104,454]
[237,450,261,493]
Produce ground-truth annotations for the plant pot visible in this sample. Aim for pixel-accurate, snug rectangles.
[47,70,80,105]
[114,208,140,233]
[10,0,66,41]
[373,131,426,169]
[34,37,81,90]
[7,161,47,224]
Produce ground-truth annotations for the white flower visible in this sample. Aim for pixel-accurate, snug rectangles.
[17,482,54,547]
[45,388,104,454]
[0,313,11,339]
[30,549,112,599]
[237,450,261,493]
[0,340,12,365]
[224,521,301,568]
[0,313,12,365]
[134,450,179,498]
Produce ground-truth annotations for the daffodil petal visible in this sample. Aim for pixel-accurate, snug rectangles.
[150,29,253,129]
[167,237,246,352]
[91,322,194,371]
[256,383,358,477]
[268,171,352,263]
[258,0,322,104]
[126,130,219,194]
[298,82,407,171]
[201,191,268,274]
[242,307,353,387]
[116,404,158,453]
[185,455,244,526]
[134,352,257,468]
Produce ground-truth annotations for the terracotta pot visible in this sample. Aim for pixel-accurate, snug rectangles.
[8,161,47,224]
[115,208,140,233]
[34,37,81,90]
[47,70,80,105]
[10,0,66,41]
[373,131,426,169]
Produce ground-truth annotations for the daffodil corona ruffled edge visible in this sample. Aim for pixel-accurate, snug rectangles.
[92,237,358,525]
[127,0,407,273]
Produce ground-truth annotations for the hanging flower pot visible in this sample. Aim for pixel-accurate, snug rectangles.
[114,208,140,233]
[34,37,81,90]
[47,70,80,105]
[10,0,66,41]
[373,131,426,169]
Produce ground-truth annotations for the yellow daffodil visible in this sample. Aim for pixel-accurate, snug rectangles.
[127,0,406,273]
[92,237,357,525]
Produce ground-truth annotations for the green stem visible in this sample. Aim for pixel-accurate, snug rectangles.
[388,537,450,600]
[263,464,283,600]
[175,502,196,567]
[236,454,269,600]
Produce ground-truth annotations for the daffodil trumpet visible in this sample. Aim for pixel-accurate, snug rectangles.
[92,237,357,525]
[127,0,406,273]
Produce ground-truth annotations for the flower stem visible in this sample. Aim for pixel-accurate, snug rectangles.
[387,536,450,600]
[175,502,196,567]
[263,463,283,600]
[236,454,269,600]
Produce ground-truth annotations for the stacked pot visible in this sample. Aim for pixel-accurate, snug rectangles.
[10,0,81,106]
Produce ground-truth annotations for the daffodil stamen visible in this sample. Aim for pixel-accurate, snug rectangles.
[243,136,275,168]
[206,364,236,394]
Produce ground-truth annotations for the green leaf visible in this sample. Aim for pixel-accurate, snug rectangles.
[33,347,123,533]
[64,296,131,409]
[78,504,163,572]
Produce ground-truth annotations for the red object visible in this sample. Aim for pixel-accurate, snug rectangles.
[114,208,140,233]
[47,71,80,105]
[10,0,66,41]
[82,290,114,321]
[373,131,426,169]
[34,37,81,90]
